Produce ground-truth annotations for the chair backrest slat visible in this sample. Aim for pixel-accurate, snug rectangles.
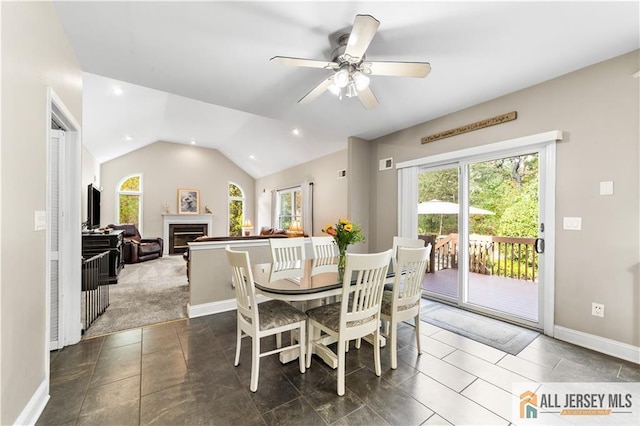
[311,236,337,259]
[270,238,306,262]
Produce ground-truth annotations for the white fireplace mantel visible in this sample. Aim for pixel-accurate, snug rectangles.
[162,214,214,255]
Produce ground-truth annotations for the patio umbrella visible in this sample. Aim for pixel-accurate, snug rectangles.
[417,200,494,234]
[418,200,494,215]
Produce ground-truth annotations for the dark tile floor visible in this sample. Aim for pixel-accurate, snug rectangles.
[38,310,640,425]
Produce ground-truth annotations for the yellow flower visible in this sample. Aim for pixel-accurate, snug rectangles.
[323,224,333,233]
[344,224,353,232]
[339,218,349,225]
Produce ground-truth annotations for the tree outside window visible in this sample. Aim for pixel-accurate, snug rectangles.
[229,183,245,236]
[117,174,142,230]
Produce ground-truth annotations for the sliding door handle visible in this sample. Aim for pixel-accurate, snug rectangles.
[535,238,545,254]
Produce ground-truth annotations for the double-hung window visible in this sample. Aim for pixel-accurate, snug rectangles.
[276,186,301,230]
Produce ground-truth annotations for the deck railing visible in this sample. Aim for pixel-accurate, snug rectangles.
[420,233,538,282]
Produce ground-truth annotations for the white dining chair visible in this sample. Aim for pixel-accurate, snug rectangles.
[305,249,392,396]
[391,236,425,273]
[226,246,307,392]
[311,236,337,259]
[269,237,306,262]
[381,246,431,369]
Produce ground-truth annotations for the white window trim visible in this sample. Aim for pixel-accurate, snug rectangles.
[115,173,143,235]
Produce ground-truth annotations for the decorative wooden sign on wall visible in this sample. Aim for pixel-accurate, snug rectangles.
[421,111,517,144]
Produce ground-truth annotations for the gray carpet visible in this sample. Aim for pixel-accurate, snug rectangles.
[82,255,189,338]
[420,300,540,355]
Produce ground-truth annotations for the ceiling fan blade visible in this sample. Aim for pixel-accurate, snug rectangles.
[298,76,334,104]
[357,86,379,110]
[366,61,431,78]
[271,56,338,69]
[344,14,380,61]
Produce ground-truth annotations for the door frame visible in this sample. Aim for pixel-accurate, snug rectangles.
[46,87,82,360]
[397,130,562,336]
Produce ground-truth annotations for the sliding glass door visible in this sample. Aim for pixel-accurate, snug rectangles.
[419,148,547,329]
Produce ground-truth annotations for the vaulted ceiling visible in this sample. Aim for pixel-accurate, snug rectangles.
[53,1,639,178]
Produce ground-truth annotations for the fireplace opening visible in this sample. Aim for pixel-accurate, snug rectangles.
[169,223,208,254]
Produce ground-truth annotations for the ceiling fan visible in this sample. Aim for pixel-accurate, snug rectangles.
[271,14,431,110]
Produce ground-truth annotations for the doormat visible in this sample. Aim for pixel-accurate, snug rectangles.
[420,301,540,355]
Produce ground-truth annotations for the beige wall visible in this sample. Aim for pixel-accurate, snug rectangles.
[347,137,372,254]
[100,141,255,238]
[255,149,348,237]
[1,1,83,423]
[368,50,640,346]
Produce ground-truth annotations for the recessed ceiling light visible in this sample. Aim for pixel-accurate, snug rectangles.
[249,155,256,160]
[112,86,124,96]
[292,128,301,136]
[190,140,196,145]
[125,135,132,141]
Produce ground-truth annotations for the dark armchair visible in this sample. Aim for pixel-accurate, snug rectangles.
[107,224,163,264]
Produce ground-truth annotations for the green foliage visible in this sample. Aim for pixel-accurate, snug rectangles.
[120,175,140,191]
[229,199,242,237]
[229,183,242,198]
[497,183,538,238]
[119,194,139,225]
[418,154,539,238]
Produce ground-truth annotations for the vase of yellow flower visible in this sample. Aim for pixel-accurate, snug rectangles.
[322,218,365,282]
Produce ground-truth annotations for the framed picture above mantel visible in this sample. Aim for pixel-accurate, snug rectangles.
[178,188,200,215]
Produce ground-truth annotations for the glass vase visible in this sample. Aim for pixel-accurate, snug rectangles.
[338,246,347,282]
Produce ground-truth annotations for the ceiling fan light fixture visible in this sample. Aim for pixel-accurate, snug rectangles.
[352,71,370,91]
[334,68,350,88]
[327,83,341,96]
[346,81,358,98]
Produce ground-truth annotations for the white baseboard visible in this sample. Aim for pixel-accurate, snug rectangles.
[188,295,270,318]
[14,378,49,426]
[554,325,640,364]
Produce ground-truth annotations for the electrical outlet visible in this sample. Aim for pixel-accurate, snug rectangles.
[591,302,605,318]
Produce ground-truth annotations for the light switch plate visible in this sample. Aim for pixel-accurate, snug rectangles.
[563,217,582,231]
[34,210,46,231]
[600,181,614,195]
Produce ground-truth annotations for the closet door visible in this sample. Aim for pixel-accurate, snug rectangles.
[49,129,65,350]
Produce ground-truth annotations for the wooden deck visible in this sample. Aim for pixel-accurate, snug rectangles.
[422,268,538,322]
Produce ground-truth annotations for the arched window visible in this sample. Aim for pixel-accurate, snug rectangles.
[117,174,143,232]
[228,182,245,236]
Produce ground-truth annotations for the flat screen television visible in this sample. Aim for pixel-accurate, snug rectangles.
[87,184,101,230]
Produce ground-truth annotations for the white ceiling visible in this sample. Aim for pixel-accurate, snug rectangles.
[54,1,639,178]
